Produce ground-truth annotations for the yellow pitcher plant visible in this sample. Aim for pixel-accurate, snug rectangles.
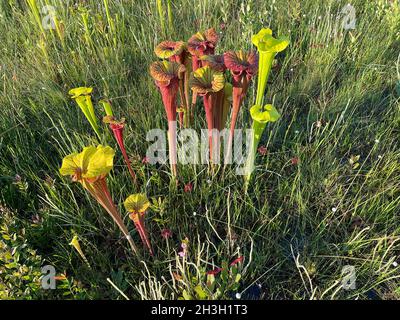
[59,145,138,255]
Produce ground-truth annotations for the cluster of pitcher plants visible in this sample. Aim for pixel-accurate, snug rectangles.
[60,27,289,257]
[150,27,289,181]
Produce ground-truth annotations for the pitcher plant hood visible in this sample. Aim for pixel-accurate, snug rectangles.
[59,145,114,181]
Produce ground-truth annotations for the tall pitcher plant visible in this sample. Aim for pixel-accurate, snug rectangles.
[150,60,186,177]
[244,29,289,185]
[59,145,139,255]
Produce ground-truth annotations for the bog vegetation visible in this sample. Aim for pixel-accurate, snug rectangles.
[0,0,399,299]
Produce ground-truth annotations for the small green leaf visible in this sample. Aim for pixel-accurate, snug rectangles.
[235,273,241,283]
[231,283,240,291]
[182,289,192,300]
[194,285,208,300]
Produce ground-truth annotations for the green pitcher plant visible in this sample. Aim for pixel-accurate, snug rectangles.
[59,145,139,255]
[69,87,101,139]
[70,235,90,268]
[99,99,114,117]
[244,28,289,185]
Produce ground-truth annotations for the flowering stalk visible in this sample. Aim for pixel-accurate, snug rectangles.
[103,116,137,184]
[156,0,166,35]
[59,145,139,255]
[124,194,153,255]
[223,50,258,163]
[27,0,45,39]
[69,87,101,139]
[188,28,219,110]
[167,0,174,35]
[190,66,225,163]
[244,29,289,186]
[150,60,186,177]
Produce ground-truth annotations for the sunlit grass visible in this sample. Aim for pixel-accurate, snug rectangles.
[0,0,399,299]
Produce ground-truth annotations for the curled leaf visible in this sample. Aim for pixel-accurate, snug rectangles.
[251,28,289,53]
[155,40,186,59]
[150,60,186,86]
[250,104,280,123]
[102,115,125,127]
[188,28,218,57]
[68,87,93,98]
[200,54,226,72]
[224,50,258,78]
[189,65,225,94]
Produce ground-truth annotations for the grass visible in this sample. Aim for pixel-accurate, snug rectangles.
[0,0,399,299]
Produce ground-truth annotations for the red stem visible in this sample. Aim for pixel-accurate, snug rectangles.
[133,214,154,256]
[203,93,214,162]
[191,56,201,109]
[111,125,137,184]
[85,178,138,255]
[167,121,177,176]
[170,52,191,125]
[226,76,249,163]
[158,81,179,177]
